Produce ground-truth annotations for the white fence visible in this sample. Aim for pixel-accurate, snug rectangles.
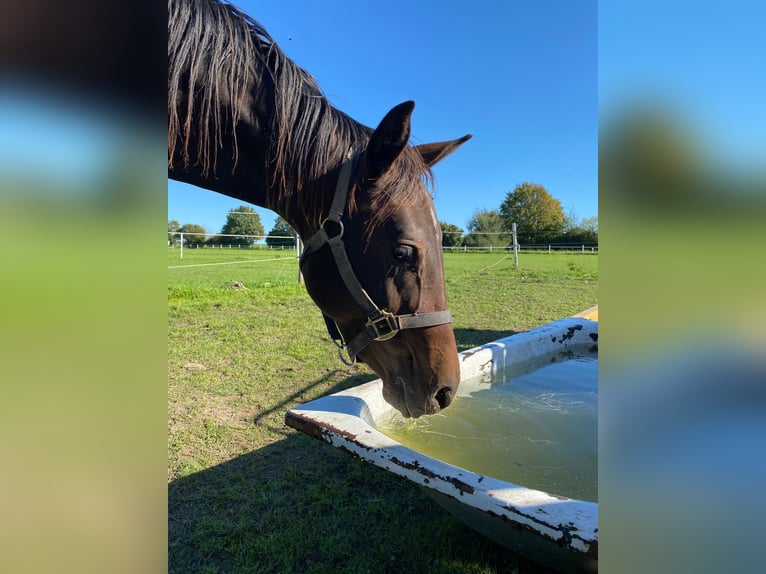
[444,244,598,254]
[169,232,597,257]
[168,232,298,259]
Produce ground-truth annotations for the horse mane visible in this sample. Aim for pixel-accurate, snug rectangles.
[168,0,433,230]
[168,0,256,177]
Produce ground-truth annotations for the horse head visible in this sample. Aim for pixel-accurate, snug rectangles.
[300,101,471,418]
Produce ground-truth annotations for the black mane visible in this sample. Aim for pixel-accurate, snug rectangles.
[168,0,431,228]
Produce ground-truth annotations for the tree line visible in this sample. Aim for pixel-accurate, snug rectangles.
[170,183,597,251]
[168,206,296,248]
[440,182,597,248]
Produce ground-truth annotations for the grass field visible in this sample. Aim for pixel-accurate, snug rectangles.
[168,248,597,573]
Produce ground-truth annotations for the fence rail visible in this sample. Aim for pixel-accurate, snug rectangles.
[168,232,596,278]
[168,231,298,259]
[444,244,598,253]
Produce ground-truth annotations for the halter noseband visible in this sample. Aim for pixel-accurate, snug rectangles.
[299,149,453,365]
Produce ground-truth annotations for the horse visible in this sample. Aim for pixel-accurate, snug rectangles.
[168,0,471,418]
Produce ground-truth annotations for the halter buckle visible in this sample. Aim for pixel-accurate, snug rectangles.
[366,310,400,341]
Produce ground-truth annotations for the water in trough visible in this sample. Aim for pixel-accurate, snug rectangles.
[377,356,598,502]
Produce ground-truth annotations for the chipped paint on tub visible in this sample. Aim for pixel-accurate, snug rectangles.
[285,315,599,573]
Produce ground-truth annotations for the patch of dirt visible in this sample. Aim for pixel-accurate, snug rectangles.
[182,362,207,371]
[200,394,257,426]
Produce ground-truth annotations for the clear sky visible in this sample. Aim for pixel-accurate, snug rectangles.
[167,0,598,237]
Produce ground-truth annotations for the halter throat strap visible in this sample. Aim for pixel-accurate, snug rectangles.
[300,149,452,364]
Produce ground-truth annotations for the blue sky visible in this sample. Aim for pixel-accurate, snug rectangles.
[168,0,598,236]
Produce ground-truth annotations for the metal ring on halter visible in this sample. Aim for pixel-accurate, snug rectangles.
[330,338,356,366]
[320,218,344,240]
[337,345,356,366]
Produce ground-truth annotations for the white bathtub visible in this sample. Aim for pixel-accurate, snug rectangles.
[286,316,598,573]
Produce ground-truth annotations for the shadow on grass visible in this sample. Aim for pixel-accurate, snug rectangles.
[168,436,542,574]
[169,370,547,574]
[454,327,520,352]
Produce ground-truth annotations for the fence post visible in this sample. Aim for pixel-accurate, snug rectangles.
[512,222,519,267]
[180,233,183,259]
[296,237,304,284]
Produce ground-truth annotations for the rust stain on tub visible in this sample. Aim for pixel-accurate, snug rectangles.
[389,457,475,495]
[552,324,584,344]
[490,506,599,560]
[286,411,362,446]
[460,348,480,360]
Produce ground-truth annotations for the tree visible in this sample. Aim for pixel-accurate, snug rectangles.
[463,209,509,247]
[499,182,565,244]
[178,223,206,245]
[562,207,580,235]
[439,222,463,247]
[219,205,264,246]
[581,216,598,236]
[556,210,598,245]
[561,215,598,244]
[265,216,296,248]
[168,219,180,245]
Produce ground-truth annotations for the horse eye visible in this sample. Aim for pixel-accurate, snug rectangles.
[392,245,413,262]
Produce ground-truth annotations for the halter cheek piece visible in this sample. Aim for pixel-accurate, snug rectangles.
[299,149,453,366]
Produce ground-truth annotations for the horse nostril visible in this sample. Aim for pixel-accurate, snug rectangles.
[434,387,454,410]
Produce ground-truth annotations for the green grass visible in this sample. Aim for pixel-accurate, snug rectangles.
[168,246,301,290]
[444,251,597,350]
[168,249,597,573]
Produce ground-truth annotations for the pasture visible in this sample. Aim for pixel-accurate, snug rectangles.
[168,249,597,573]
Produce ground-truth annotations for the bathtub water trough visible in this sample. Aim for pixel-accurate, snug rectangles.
[285,313,598,573]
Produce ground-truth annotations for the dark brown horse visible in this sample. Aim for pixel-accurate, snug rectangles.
[168,0,471,418]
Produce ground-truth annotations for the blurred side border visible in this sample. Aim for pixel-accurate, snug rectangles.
[599,2,765,573]
[1,2,166,573]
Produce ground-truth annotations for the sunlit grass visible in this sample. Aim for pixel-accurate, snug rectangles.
[168,249,597,573]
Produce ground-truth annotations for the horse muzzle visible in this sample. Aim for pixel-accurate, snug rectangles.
[366,324,461,418]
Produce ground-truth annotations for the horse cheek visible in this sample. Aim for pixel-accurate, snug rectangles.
[388,270,420,314]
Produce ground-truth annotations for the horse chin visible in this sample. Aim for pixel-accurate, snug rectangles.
[380,378,417,419]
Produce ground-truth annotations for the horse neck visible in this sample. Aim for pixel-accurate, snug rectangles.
[256,104,368,240]
[267,158,351,241]
[169,61,368,237]
[168,102,271,208]
[168,106,361,241]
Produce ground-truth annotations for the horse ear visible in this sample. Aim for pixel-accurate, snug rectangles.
[414,134,473,167]
[366,101,415,178]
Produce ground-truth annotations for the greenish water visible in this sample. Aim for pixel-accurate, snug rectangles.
[377,357,598,501]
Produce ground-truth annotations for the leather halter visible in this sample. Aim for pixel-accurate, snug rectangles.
[299,148,453,365]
